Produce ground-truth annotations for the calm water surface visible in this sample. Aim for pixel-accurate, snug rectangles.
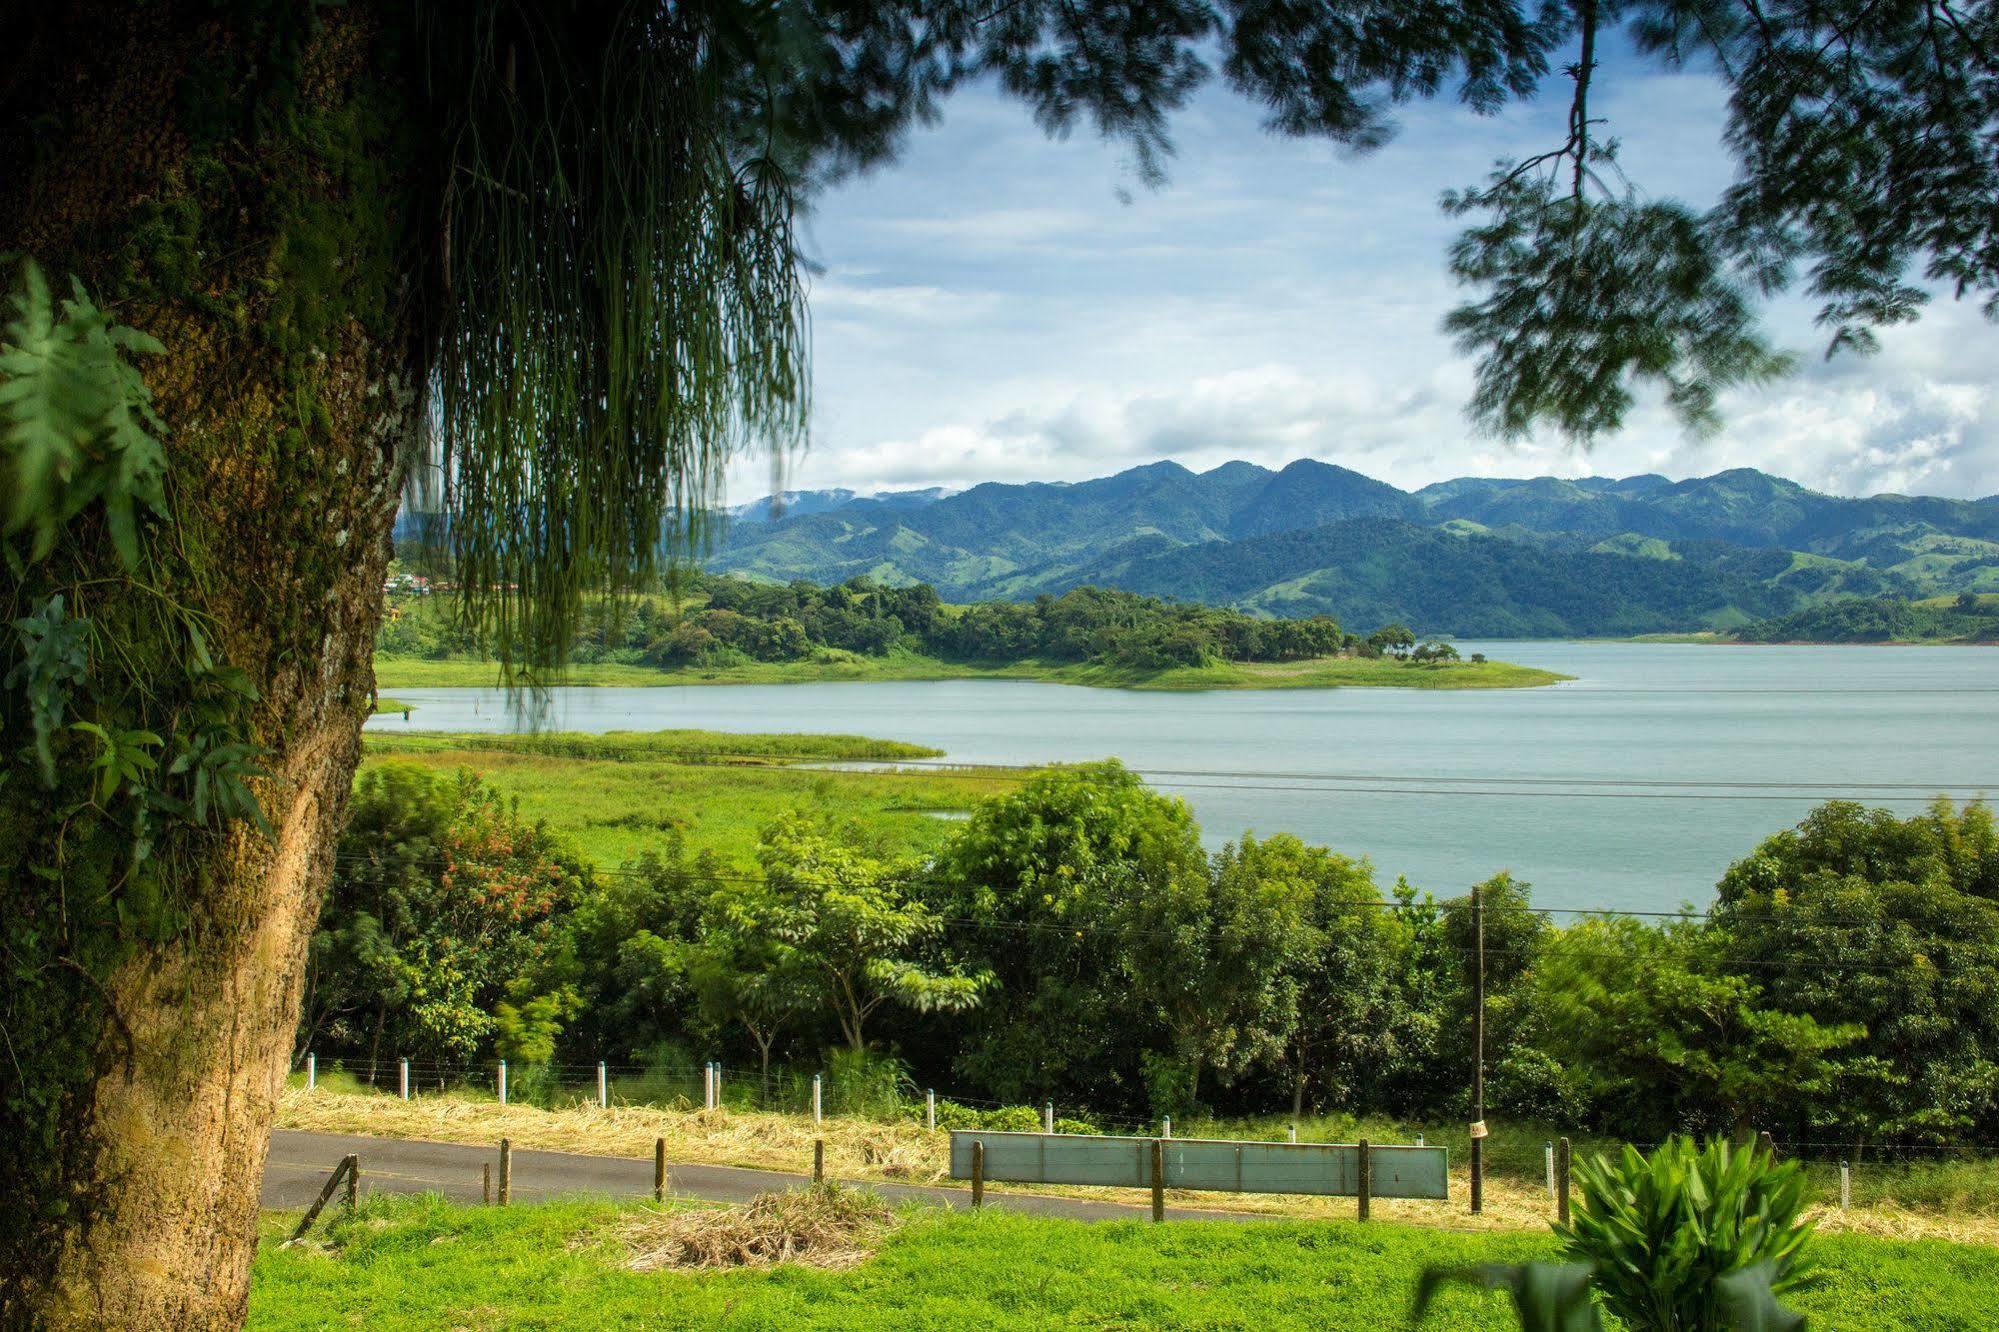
[368,643,1999,913]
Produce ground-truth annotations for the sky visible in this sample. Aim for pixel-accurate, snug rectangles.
[725,31,1999,507]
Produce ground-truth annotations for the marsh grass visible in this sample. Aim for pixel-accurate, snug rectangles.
[356,728,1024,869]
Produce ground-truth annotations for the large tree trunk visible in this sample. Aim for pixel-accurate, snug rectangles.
[0,5,420,1327]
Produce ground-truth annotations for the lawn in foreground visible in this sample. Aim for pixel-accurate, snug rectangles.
[249,1194,1999,1331]
[359,728,1025,869]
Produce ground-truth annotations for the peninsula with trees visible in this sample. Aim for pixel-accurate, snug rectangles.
[375,575,1564,691]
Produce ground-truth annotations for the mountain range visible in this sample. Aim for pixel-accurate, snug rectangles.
[709,460,1999,637]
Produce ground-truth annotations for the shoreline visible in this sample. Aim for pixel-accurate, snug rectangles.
[373,653,1572,693]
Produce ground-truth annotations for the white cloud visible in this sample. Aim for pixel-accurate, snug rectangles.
[722,41,1999,505]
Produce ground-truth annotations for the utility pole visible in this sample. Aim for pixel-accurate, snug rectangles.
[1471,879,1485,1215]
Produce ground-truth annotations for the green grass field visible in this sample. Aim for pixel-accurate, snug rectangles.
[249,1193,1999,1331]
[373,650,1569,692]
[361,729,1023,870]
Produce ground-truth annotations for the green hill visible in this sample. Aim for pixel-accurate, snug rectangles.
[679,460,1999,637]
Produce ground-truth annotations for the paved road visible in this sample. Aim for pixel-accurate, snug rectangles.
[266,1129,1265,1223]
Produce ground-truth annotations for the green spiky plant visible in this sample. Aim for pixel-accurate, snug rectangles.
[1415,1136,1816,1331]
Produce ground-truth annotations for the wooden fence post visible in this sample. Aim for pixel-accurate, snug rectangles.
[1357,1139,1371,1222]
[971,1140,984,1208]
[483,1162,491,1205]
[1556,1137,1571,1226]
[654,1137,667,1203]
[345,1154,359,1216]
[398,1058,409,1100]
[1150,1139,1165,1223]
[813,1138,825,1185]
[498,1137,512,1206]
[287,1155,356,1242]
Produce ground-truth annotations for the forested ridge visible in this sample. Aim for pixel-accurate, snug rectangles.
[1733,594,1999,644]
[705,460,1999,636]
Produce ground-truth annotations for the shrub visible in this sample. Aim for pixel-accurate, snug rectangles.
[1415,1136,1816,1332]
[1563,1136,1816,1331]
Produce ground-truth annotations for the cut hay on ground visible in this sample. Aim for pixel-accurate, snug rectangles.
[621,1186,896,1271]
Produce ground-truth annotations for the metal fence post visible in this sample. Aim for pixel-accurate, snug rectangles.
[1840,1160,1851,1211]
[812,1073,822,1125]
[398,1058,409,1100]
[1044,1101,1054,1133]
[1162,1116,1171,1139]
[927,1088,936,1131]
[1545,1141,1555,1198]
[306,1052,316,1091]
[1287,1124,1297,1144]
[497,1060,507,1106]
[598,1061,608,1108]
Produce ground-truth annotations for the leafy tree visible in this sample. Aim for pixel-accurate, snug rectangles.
[1519,917,1855,1139]
[557,843,720,1062]
[1267,842,1407,1116]
[1713,799,1999,1146]
[685,881,820,1098]
[297,764,586,1076]
[927,761,1208,1107]
[752,814,987,1052]
[11,1,1999,1321]
[1368,623,1418,658]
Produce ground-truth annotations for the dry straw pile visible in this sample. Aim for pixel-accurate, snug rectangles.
[621,1186,897,1271]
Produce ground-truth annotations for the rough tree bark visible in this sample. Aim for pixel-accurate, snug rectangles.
[0,4,421,1326]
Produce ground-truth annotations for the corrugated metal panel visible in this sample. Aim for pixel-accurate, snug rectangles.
[948,1130,1448,1200]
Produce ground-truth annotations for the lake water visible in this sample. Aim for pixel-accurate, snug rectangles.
[367,643,1999,914]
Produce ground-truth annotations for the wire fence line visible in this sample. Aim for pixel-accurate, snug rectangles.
[293,1050,1999,1171]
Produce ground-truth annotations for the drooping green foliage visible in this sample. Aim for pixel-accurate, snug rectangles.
[416,3,814,685]
[1444,175,1792,440]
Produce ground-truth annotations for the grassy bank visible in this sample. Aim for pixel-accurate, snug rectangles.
[373,650,1569,692]
[250,1192,1999,1331]
[273,1088,1999,1243]
[360,728,1022,869]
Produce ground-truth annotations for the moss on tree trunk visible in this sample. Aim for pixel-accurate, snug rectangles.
[0,4,422,1326]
